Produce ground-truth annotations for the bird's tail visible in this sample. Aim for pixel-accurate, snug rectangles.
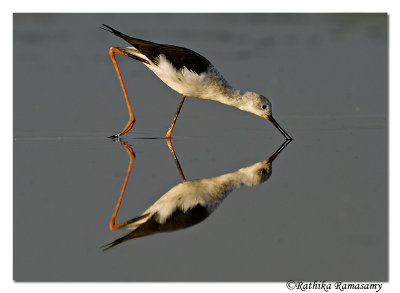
[101,212,154,251]
[100,24,130,40]
[101,24,154,64]
[101,231,143,251]
[101,24,158,48]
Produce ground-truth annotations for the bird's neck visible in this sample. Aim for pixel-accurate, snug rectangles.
[204,69,247,109]
[195,171,251,211]
[214,172,248,192]
[212,163,266,194]
[222,88,244,104]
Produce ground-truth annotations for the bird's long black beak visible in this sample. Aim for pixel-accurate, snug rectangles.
[267,115,292,141]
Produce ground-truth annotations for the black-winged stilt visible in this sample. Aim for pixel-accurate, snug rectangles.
[102,139,290,250]
[102,24,292,140]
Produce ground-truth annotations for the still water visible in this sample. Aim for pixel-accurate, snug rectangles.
[13,13,387,281]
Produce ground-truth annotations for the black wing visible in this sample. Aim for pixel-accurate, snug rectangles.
[101,204,209,250]
[102,24,212,74]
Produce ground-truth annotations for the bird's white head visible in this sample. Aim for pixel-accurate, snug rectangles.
[239,91,292,140]
[239,91,272,119]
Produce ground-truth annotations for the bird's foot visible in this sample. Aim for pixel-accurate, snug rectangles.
[109,119,135,140]
[109,133,122,141]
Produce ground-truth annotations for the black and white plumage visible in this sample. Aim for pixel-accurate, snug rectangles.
[102,140,290,250]
[102,24,292,140]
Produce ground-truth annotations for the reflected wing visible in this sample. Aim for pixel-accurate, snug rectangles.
[102,204,209,250]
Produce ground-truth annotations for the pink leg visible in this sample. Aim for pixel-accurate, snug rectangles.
[109,47,135,137]
[165,95,186,139]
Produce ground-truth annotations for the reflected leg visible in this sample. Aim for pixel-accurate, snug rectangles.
[165,138,186,182]
[109,141,136,230]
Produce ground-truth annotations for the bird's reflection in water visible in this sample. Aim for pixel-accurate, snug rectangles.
[102,139,290,250]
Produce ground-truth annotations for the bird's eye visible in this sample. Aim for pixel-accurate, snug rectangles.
[262,105,267,109]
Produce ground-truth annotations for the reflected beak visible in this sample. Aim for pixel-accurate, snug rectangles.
[267,139,291,163]
[266,115,292,141]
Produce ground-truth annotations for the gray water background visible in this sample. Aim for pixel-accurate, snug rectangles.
[13,13,388,281]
